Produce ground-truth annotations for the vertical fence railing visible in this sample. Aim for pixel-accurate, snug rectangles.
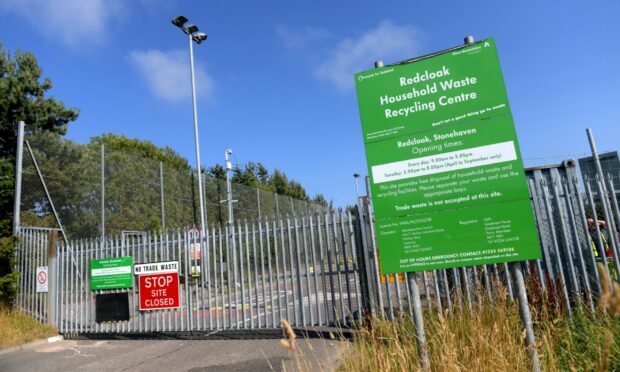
[17,210,364,333]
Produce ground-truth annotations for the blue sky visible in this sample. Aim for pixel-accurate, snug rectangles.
[1,1,619,207]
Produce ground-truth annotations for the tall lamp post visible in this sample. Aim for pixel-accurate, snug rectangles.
[224,149,234,225]
[171,15,208,236]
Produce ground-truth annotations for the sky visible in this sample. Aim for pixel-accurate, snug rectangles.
[1,0,619,207]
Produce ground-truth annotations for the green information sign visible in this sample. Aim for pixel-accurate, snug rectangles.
[90,256,133,290]
[354,38,541,274]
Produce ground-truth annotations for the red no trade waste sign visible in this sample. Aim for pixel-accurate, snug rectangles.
[138,272,180,310]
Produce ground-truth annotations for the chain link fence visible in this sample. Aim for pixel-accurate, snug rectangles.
[19,128,327,240]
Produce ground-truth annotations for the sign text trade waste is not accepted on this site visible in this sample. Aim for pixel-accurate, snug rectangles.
[354,38,541,274]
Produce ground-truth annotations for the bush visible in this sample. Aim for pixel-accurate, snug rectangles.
[0,236,19,306]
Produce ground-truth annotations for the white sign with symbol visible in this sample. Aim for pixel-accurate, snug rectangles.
[190,243,201,260]
[36,266,48,293]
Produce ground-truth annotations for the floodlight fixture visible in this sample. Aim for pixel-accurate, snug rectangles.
[171,15,188,28]
[185,24,199,34]
[171,16,208,44]
[192,32,208,44]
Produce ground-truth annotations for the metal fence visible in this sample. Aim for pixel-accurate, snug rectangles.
[16,211,364,333]
[19,127,326,241]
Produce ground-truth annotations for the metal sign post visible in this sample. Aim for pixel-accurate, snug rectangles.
[13,121,24,236]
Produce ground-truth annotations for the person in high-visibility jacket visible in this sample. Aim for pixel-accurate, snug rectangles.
[588,218,612,257]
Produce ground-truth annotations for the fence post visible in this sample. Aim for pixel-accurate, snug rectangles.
[202,171,208,228]
[364,176,385,318]
[160,161,165,231]
[586,128,607,195]
[355,198,377,317]
[13,121,25,236]
[100,144,105,241]
[510,262,541,372]
[257,188,261,221]
[595,176,620,277]
[47,230,58,328]
[409,273,430,371]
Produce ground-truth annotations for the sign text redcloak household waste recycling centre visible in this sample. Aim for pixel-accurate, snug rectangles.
[354,38,541,274]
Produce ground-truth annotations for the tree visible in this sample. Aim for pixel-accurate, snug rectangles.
[269,169,289,196]
[288,181,309,201]
[0,43,78,305]
[257,163,270,186]
[0,45,79,161]
[0,44,79,235]
[92,134,189,169]
[0,236,18,306]
[313,193,329,208]
[0,159,14,235]
[208,164,226,181]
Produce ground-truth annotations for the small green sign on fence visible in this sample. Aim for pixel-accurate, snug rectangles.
[90,256,133,290]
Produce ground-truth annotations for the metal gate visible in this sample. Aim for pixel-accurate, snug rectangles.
[14,227,59,323]
[37,212,365,334]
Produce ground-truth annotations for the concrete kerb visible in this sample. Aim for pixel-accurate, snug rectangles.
[0,335,64,356]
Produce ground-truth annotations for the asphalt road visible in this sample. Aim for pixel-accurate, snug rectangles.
[0,338,346,372]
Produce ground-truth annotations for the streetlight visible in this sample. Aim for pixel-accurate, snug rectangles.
[224,149,234,225]
[353,173,361,200]
[171,15,208,237]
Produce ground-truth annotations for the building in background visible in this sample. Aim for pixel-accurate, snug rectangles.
[578,151,620,195]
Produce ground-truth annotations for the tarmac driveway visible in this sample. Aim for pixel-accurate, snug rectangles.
[0,337,346,371]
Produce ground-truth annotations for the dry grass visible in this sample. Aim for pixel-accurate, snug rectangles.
[0,307,57,349]
[340,294,529,371]
[279,319,350,371]
[280,318,307,371]
[339,268,620,372]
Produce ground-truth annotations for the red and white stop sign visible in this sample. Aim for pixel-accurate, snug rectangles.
[138,272,180,310]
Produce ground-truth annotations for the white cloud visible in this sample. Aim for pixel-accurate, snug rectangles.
[276,24,331,49]
[315,20,421,92]
[128,49,215,102]
[0,0,126,48]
